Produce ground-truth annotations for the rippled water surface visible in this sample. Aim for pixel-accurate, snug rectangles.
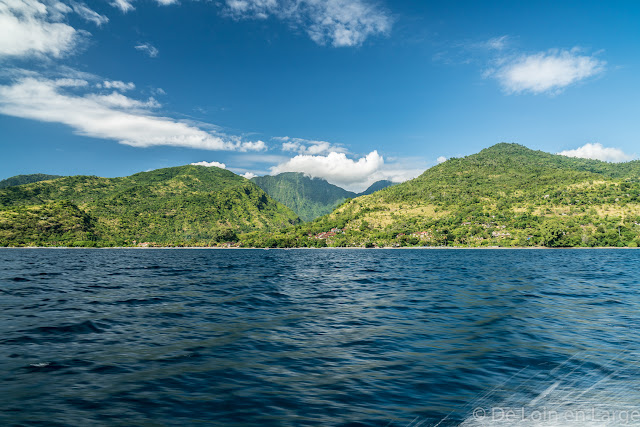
[2,248,640,426]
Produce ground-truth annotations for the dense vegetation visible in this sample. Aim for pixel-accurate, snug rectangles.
[252,172,356,221]
[239,144,640,248]
[0,174,63,189]
[2,144,640,248]
[252,172,395,221]
[0,166,299,247]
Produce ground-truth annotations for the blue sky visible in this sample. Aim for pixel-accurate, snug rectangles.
[1,0,639,191]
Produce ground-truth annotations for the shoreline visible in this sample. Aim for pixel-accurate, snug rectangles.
[1,246,637,250]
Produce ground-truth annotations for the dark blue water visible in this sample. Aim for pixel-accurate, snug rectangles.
[1,249,640,426]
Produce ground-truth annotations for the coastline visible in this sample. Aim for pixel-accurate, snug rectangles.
[2,246,637,250]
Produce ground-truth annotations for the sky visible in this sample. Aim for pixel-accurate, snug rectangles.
[1,0,639,191]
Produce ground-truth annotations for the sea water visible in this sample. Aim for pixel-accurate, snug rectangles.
[1,248,639,426]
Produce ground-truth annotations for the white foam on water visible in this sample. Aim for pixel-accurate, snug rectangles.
[455,350,640,427]
[29,362,50,368]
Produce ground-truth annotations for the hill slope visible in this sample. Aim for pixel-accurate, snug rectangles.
[0,174,64,189]
[359,180,396,196]
[245,144,640,248]
[0,166,299,246]
[251,173,396,221]
[252,172,356,221]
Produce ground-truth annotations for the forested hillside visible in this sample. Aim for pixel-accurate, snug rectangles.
[3,144,640,248]
[0,166,299,246]
[242,144,640,248]
[251,172,356,221]
[252,172,395,221]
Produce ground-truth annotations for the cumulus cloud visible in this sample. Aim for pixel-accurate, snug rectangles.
[558,143,635,163]
[242,172,257,179]
[277,136,347,155]
[0,0,80,58]
[271,151,383,188]
[271,151,384,189]
[437,156,447,164]
[488,48,605,95]
[269,150,422,191]
[0,74,267,151]
[135,42,159,58]
[191,161,226,168]
[244,140,267,151]
[224,0,391,47]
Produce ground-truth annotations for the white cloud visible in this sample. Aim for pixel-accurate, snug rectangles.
[558,143,635,163]
[242,172,257,179]
[488,48,605,95]
[155,0,178,5]
[270,150,423,191]
[484,35,508,50]
[437,156,447,164]
[86,92,161,109]
[271,151,383,190]
[0,0,80,58]
[270,150,425,191]
[110,0,134,12]
[0,74,268,151]
[135,42,159,58]
[71,3,108,26]
[241,140,267,151]
[277,136,346,155]
[54,78,88,87]
[225,0,391,47]
[191,161,226,168]
[97,80,136,91]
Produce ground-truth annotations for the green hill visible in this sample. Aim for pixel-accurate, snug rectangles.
[244,144,640,248]
[0,174,64,189]
[0,165,299,247]
[252,172,356,221]
[251,173,396,221]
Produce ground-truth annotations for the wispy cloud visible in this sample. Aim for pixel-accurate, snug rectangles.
[437,156,447,164]
[110,0,179,11]
[97,80,136,91]
[135,42,159,58]
[0,0,80,58]
[224,0,392,47]
[433,35,510,65]
[110,0,134,13]
[276,136,347,155]
[558,143,635,163]
[0,73,267,152]
[482,35,509,51]
[71,3,109,26]
[487,48,606,95]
